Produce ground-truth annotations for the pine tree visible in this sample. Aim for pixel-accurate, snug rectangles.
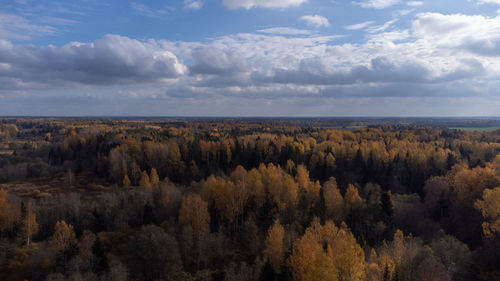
[143,202,154,225]
[380,191,394,226]
[260,260,276,281]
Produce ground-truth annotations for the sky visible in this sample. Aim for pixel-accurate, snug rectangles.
[1,0,500,116]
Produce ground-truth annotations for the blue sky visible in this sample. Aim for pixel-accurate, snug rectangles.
[1,0,500,116]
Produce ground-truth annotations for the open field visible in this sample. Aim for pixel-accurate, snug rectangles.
[0,171,114,200]
[449,127,500,132]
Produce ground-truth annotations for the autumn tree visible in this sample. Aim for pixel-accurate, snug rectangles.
[51,220,77,268]
[288,220,365,281]
[344,184,362,212]
[202,175,244,226]
[122,174,131,187]
[323,177,344,223]
[475,187,500,236]
[325,153,336,176]
[366,249,381,281]
[296,165,320,196]
[392,229,406,267]
[21,203,38,246]
[263,219,286,273]
[288,230,331,281]
[179,194,210,240]
[159,180,182,219]
[286,159,296,176]
[229,165,252,223]
[139,170,151,188]
[331,222,366,281]
[51,220,77,252]
[259,163,298,219]
[150,168,160,186]
[248,168,265,208]
[448,165,499,208]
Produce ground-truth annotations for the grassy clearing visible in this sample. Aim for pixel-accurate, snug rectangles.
[0,171,114,200]
[449,127,500,132]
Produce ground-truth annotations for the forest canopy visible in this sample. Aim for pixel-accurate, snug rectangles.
[0,118,499,281]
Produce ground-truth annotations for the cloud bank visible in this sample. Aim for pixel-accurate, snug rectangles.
[2,10,500,116]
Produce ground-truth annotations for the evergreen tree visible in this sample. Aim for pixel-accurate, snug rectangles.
[259,260,276,281]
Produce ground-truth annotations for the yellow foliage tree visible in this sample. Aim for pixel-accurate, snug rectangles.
[296,165,311,191]
[51,220,77,252]
[366,249,382,281]
[139,170,151,188]
[344,184,362,211]
[178,194,210,240]
[286,159,296,175]
[288,220,365,281]
[296,165,320,196]
[122,174,131,187]
[263,219,286,272]
[22,203,38,246]
[323,177,344,223]
[325,153,336,174]
[259,163,298,214]
[475,186,500,236]
[448,165,499,208]
[330,223,366,281]
[248,168,265,207]
[150,168,160,186]
[289,230,333,281]
[392,229,406,267]
[202,175,246,225]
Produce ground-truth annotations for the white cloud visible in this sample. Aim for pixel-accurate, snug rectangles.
[477,0,500,5]
[3,10,500,115]
[0,13,56,40]
[190,47,249,75]
[393,9,414,17]
[300,15,330,27]
[367,19,398,33]
[412,12,500,57]
[257,27,312,35]
[130,2,171,18]
[185,0,203,9]
[407,1,423,6]
[222,0,308,9]
[39,16,79,25]
[0,34,186,90]
[367,29,410,42]
[345,21,375,30]
[354,0,400,9]
[15,0,34,4]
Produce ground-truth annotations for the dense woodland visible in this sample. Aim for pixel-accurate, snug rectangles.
[0,118,500,281]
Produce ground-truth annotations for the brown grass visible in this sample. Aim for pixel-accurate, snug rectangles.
[1,171,115,201]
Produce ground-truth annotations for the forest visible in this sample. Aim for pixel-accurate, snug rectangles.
[0,117,499,281]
